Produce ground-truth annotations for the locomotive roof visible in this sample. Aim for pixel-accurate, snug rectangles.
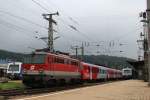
[33,52,79,61]
[122,67,132,70]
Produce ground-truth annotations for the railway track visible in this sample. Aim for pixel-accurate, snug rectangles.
[0,81,116,98]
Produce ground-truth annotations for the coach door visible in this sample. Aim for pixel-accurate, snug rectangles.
[89,66,92,80]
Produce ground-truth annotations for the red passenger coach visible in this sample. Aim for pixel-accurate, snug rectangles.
[81,63,99,81]
[81,62,90,80]
[22,52,82,87]
[81,62,122,81]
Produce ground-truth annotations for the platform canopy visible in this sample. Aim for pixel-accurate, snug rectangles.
[127,60,144,70]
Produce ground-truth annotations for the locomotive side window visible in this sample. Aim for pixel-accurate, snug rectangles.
[47,56,51,63]
[71,61,78,66]
[64,59,70,64]
[54,57,64,64]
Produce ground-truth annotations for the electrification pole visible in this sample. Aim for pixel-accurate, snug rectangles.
[81,42,84,61]
[75,47,78,58]
[71,43,85,60]
[147,0,150,86]
[42,12,59,52]
[71,46,80,58]
[140,11,148,81]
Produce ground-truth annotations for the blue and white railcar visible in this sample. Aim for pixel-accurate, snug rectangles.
[7,62,22,80]
[122,68,132,79]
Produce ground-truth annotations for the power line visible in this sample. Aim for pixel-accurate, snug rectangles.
[45,0,79,25]
[0,19,33,33]
[31,0,51,13]
[0,18,48,49]
[0,10,47,29]
[0,18,38,38]
[7,0,132,56]
[31,0,93,41]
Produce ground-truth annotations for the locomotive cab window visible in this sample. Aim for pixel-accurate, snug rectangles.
[23,54,46,64]
[124,70,131,73]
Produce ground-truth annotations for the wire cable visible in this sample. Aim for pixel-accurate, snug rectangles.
[0,10,48,29]
[31,0,93,41]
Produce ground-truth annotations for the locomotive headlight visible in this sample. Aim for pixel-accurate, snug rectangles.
[23,69,27,73]
[39,68,44,73]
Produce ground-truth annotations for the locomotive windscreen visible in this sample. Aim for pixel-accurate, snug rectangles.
[23,54,46,64]
[8,65,19,71]
[124,70,131,74]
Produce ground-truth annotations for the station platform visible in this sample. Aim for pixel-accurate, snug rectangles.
[17,80,150,100]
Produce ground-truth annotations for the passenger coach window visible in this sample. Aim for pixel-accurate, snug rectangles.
[92,68,98,73]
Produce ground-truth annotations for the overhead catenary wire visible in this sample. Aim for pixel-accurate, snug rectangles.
[44,0,94,41]
[0,0,136,56]
[0,19,47,49]
[45,0,79,25]
[31,0,51,13]
[0,10,48,29]
[0,18,42,40]
[0,21,36,44]
[0,19,35,33]
[0,9,85,47]
[31,0,93,41]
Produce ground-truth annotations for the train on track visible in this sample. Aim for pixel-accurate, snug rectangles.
[7,62,22,80]
[122,67,132,79]
[22,52,124,87]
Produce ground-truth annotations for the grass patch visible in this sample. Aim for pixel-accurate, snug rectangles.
[0,82,25,90]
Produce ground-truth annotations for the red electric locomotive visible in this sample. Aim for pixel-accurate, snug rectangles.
[22,52,82,87]
[22,51,123,87]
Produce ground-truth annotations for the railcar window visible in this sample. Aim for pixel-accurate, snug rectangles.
[23,54,46,64]
[100,69,103,74]
[124,70,131,73]
[100,69,105,74]
[92,68,98,73]
[104,70,106,74]
[8,65,19,71]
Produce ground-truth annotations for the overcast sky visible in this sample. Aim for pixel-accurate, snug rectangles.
[0,0,146,59]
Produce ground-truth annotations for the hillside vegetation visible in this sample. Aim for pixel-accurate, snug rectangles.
[0,49,135,69]
[0,49,25,61]
[81,55,134,69]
